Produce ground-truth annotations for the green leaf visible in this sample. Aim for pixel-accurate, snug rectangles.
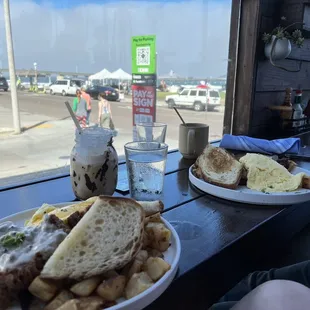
[0,232,25,248]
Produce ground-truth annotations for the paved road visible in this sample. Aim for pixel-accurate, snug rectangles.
[0,91,224,140]
[0,91,224,186]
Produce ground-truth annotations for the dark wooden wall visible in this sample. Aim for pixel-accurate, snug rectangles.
[250,0,310,137]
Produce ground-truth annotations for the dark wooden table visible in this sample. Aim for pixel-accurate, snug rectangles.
[1,147,310,309]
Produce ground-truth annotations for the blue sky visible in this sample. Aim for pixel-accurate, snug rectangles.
[0,0,232,78]
[33,0,229,8]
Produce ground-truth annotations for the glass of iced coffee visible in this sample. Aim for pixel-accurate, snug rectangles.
[70,126,118,200]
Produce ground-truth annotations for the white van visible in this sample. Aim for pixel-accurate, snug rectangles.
[165,87,221,111]
[49,79,85,96]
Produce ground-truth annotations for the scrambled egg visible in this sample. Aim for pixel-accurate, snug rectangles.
[26,197,98,226]
[25,203,56,226]
[239,153,304,193]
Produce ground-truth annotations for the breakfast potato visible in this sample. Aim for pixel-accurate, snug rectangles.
[147,212,163,223]
[135,250,149,263]
[122,259,144,280]
[96,275,126,301]
[146,248,164,259]
[29,276,58,302]
[145,257,171,281]
[102,270,119,279]
[55,299,79,310]
[145,212,162,224]
[145,222,171,252]
[142,231,151,249]
[78,296,105,310]
[125,272,153,299]
[44,290,74,310]
[70,276,101,296]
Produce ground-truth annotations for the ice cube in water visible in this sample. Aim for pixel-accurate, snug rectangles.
[127,153,166,200]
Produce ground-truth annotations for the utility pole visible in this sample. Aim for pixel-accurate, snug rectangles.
[3,0,21,134]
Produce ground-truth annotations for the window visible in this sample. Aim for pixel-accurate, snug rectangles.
[73,80,84,87]
[0,0,232,187]
[209,91,220,98]
[180,90,189,96]
[57,80,67,85]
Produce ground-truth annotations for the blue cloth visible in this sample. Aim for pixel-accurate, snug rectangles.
[219,134,301,155]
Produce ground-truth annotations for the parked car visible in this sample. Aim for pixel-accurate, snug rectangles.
[0,77,9,91]
[49,79,85,96]
[165,87,221,111]
[86,85,119,101]
[167,85,182,93]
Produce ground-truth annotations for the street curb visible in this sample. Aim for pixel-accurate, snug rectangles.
[0,128,14,135]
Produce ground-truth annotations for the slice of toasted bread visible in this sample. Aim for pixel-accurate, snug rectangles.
[137,201,164,216]
[41,196,144,280]
[194,144,243,189]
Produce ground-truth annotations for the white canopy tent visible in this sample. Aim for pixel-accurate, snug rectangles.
[88,68,111,80]
[107,68,131,80]
[106,68,131,99]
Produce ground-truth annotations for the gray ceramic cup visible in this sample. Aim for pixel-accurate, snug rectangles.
[179,123,209,159]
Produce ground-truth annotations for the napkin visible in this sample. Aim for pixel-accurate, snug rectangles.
[219,134,301,155]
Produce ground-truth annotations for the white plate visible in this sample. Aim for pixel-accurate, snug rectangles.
[189,165,310,206]
[2,202,181,310]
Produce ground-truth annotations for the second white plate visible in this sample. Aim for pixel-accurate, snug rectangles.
[189,165,310,206]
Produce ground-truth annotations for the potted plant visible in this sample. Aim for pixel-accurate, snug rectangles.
[263,17,304,61]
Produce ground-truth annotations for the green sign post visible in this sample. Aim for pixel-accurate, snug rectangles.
[131,35,157,140]
[131,35,156,74]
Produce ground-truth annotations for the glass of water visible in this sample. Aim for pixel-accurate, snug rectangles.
[124,142,168,201]
[136,122,167,143]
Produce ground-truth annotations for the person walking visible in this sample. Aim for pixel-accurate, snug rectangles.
[16,77,21,90]
[81,86,91,125]
[72,89,87,128]
[98,92,115,130]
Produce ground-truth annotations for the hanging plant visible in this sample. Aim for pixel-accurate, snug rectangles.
[262,17,304,72]
[263,17,304,60]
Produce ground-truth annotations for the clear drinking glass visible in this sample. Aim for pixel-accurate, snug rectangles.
[124,142,168,201]
[136,122,167,143]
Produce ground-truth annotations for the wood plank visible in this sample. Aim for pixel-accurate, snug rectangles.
[223,0,241,134]
[147,195,310,309]
[231,0,261,135]
[281,1,304,26]
[260,15,275,34]
[288,39,310,61]
[0,169,204,219]
[251,92,284,128]
[162,195,282,275]
[256,59,310,91]
[260,0,283,17]
[117,169,205,212]
[0,177,76,217]
[146,195,284,309]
